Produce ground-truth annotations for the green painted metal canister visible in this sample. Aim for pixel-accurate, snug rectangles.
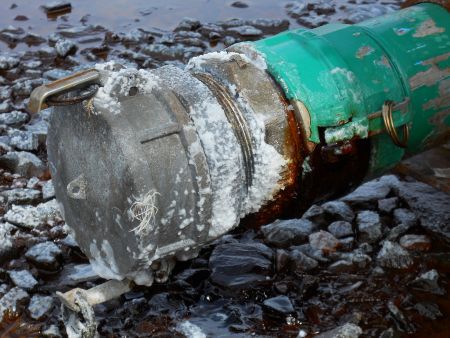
[249,2,449,177]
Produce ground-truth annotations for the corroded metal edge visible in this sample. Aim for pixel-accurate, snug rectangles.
[402,0,450,11]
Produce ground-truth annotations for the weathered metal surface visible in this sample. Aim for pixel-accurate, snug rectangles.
[251,3,449,174]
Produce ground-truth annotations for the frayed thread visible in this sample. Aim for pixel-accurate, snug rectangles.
[129,190,159,236]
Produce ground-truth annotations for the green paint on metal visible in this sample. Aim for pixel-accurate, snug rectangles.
[248,3,449,173]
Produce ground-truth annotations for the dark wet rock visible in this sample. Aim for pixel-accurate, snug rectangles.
[0,287,29,320]
[357,242,373,254]
[175,18,201,32]
[322,201,355,222]
[7,129,40,151]
[25,241,62,270]
[413,302,442,320]
[42,1,72,14]
[315,323,362,338]
[147,292,183,314]
[223,36,237,47]
[302,204,327,226]
[386,223,410,241]
[395,181,450,243]
[27,294,54,320]
[356,210,382,244]
[337,250,372,269]
[292,243,329,263]
[226,26,263,38]
[0,222,16,261]
[393,208,417,227]
[0,111,28,127]
[1,188,41,205]
[262,295,294,315]
[4,199,62,229]
[175,268,210,287]
[231,1,249,8]
[328,221,353,239]
[0,55,20,70]
[409,269,446,295]
[209,242,273,288]
[0,150,45,178]
[341,176,396,207]
[377,241,413,269]
[309,231,340,253]
[261,218,316,248]
[42,180,55,200]
[399,234,431,251]
[288,249,318,272]
[8,270,38,290]
[387,301,414,333]
[377,197,398,214]
[339,236,355,251]
[55,38,78,57]
[23,33,46,46]
[328,260,354,273]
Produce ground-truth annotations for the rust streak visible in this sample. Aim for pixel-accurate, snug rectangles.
[356,45,375,59]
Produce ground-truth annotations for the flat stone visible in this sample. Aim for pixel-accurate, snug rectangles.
[315,323,362,338]
[309,231,340,253]
[395,181,450,243]
[341,176,397,207]
[302,204,327,227]
[0,151,46,178]
[288,249,318,272]
[261,218,316,248]
[328,221,353,239]
[27,294,54,320]
[377,241,413,269]
[399,234,431,251]
[1,188,41,204]
[25,241,62,270]
[4,199,62,228]
[328,260,354,273]
[393,208,417,227]
[8,270,38,290]
[209,242,273,288]
[377,197,398,214]
[357,210,382,244]
[0,287,29,321]
[0,111,28,127]
[262,295,294,315]
[410,269,446,295]
[321,201,354,222]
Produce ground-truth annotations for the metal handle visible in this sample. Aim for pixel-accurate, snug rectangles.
[28,68,100,114]
[382,100,410,148]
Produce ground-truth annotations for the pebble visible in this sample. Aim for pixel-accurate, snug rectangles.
[399,234,431,251]
[328,221,353,238]
[0,287,29,321]
[0,111,28,127]
[322,201,354,222]
[55,38,78,58]
[7,129,40,151]
[261,218,316,248]
[377,241,413,269]
[315,323,362,338]
[8,270,38,290]
[25,241,62,270]
[231,1,249,8]
[0,55,20,70]
[1,188,41,204]
[42,179,55,200]
[27,294,54,319]
[262,295,294,315]
[209,242,273,288]
[393,208,417,227]
[4,199,62,228]
[289,249,319,272]
[309,231,340,253]
[413,302,442,320]
[0,151,46,178]
[356,210,382,244]
[410,269,446,295]
[377,197,398,214]
[341,176,394,207]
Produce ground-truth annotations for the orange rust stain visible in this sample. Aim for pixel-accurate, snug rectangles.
[413,19,445,37]
[356,45,375,59]
[409,52,450,90]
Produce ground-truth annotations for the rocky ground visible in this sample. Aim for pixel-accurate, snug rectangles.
[0,0,449,337]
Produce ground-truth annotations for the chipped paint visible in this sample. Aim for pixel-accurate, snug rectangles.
[409,52,450,90]
[413,19,445,37]
[394,27,411,35]
[356,45,375,59]
[423,78,450,110]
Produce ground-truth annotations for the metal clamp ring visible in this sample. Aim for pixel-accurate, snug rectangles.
[382,100,410,148]
[46,84,99,106]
